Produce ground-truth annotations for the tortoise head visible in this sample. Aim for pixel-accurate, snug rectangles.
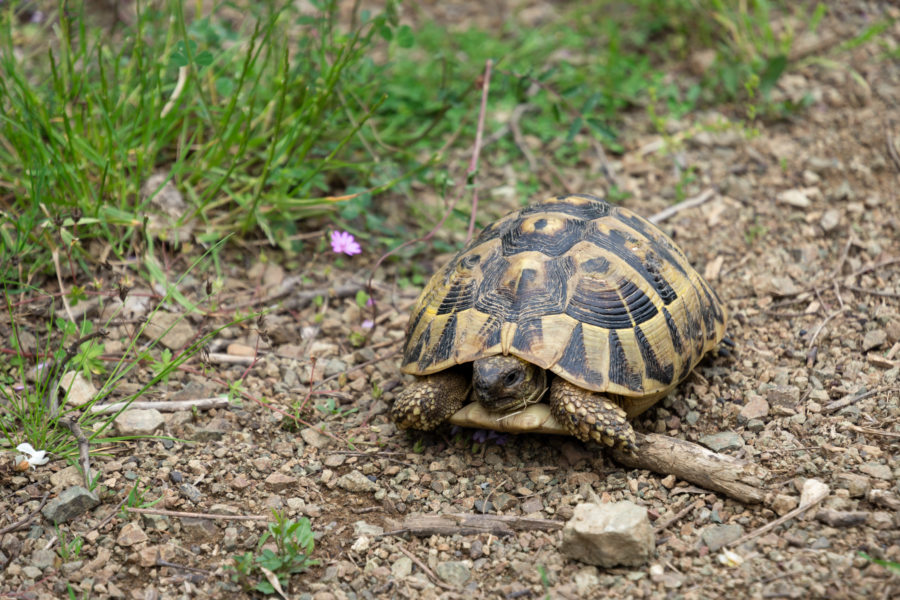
[472,355,547,412]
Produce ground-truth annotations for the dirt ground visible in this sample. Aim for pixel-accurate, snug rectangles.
[2,2,899,599]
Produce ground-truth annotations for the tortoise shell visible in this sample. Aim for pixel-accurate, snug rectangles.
[401,194,726,403]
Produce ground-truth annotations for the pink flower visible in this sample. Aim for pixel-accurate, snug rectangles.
[362,319,374,330]
[330,231,361,256]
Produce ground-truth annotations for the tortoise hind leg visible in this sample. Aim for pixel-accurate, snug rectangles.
[391,370,471,431]
[549,378,637,452]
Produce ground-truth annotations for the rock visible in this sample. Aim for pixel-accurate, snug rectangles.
[573,566,600,596]
[392,556,413,578]
[738,396,769,423]
[560,502,654,567]
[22,565,42,579]
[859,463,892,481]
[188,418,231,442]
[771,494,799,516]
[862,329,887,352]
[835,473,870,498]
[114,409,164,436]
[820,209,840,232]
[264,472,297,492]
[870,512,895,530]
[50,465,84,489]
[116,522,148,547]
[435,561,471,586]
[699,432,744,452]
[767,385,800,408]
[181,518,219,543]
[815,509,868,527]
[700,524,744,552]
[353,521,383,537]
[42,486,99,523]
[136,543,175,567]
[59,371,97,407]
[800,479,830,506]
[777,189,812,208]
[178,483,203,503]
[336,470,378,493]
[142,311,195,351]
[300,427,331,449]
[30,548,56,570]
[520,496,543,514]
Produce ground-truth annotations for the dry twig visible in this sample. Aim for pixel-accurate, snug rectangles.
[0,493,50,535]
[396,544,456,591]
[386,513,563,538]
[648,188,717,225]
[89,397,232,414]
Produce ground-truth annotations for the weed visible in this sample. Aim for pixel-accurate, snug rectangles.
[56,525,84,561]
[315,397,358,419]
[858,551,900,575]
[229,512,318,595]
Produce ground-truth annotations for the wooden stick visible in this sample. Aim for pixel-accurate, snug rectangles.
[648,188,716,224]
[396,544,455,591]
[89,397,231,414]
[610,433,770,505]
[385,513,563,538]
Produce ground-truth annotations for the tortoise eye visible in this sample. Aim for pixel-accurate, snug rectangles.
[503,371,522,386]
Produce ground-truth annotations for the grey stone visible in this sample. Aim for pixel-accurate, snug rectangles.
[30,548,56,570]
[22,565,42,579]
[738,396,769,423]
[178,483,203,503]
[142,311,196,351]
[392,556,413,578]
[114,409,164,436]
[50,465,84,489]
[435,561,471,586]
[59,371,97,407]
[300,427,331,449]
[573,566,600,596]
[820,209,840,232]
[699,432,745,452]
[42,486,99,523]
[767,385,800,408]
[181,518,219,543]
[353,521,383,537]
[859,463,892,480]
[116,522,148,547]
[520,496,543,514]
[336,470,378,493]
[700,524,744,551]
[223,527,239,550]
[835,473,870,498]
[560,502,654,567]
[862,329,887,352]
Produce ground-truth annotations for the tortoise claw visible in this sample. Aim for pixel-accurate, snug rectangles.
[391,371,470,431]
[549,378,637,452]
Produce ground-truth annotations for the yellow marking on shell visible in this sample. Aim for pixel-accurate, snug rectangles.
[519,214,567,235]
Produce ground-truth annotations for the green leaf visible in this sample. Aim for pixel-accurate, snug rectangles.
[396,25,414,48]
[758,55,787,95]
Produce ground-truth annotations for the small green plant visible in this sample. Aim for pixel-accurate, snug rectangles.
[859,551,900,575]
[744,219,769,245]
[538,564,552,599]
[229,512,318,595]
[315,397,358,418]
[56,526,83,561]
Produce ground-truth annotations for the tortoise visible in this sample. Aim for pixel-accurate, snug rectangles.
[391,194,727,451]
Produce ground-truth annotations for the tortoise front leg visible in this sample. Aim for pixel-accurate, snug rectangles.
[391,370,471,431]
[549,378,637,452]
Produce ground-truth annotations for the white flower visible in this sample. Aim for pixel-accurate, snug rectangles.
[15,443,50,468]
